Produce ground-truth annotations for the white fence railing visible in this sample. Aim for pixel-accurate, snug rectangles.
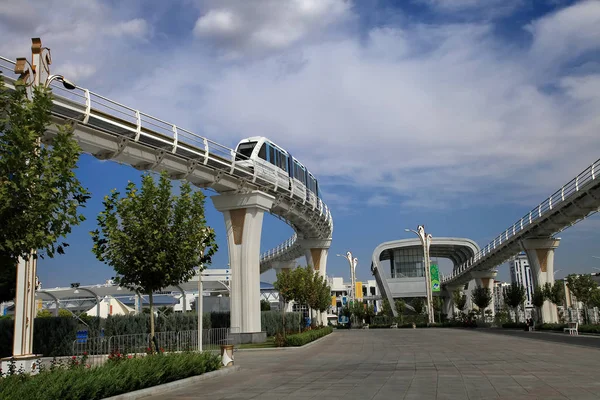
[71,328,231,367]
[444,158,600,283]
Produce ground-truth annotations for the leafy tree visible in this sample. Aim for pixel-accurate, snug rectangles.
[453,289,467,317]
[566,274,598,323]
[471,287,492,321]
[590,288,600,309]
[411,298,424,315]
[365,304,375,324]
[543,281,565,307]
[379,298,392,317]
[260,299,271,311]
[274,268,295,335]
[432,296,443,322]
[0,75,90,302]
[90,171,217,349]
[394,299,405,323]
[503,283,526,323]
[532,287,545,324]
[350,300,365,323]
[37,309,53,318]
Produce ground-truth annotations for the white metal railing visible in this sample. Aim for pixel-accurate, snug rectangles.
[71,328,231,367]
[444,158,600,283]
[260,233,299,261]
[0,56,333,265]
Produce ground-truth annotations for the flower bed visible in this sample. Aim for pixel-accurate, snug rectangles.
[0,351,221,400]
[284,326,333,346]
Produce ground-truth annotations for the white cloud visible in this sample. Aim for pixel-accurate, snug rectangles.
[418,0,523,18]
[193,0,352,58]
[526,0,600,76]
[1,1,598,213]
[59,63,96,82]
[366,195,390,207]
[107,18,150,39]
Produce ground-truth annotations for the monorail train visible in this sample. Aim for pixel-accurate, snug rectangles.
[235,137,325,211]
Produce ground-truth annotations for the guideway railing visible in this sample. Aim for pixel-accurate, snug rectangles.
[0,54,332,269]
[444,158,600,283]
[71,328,231,367]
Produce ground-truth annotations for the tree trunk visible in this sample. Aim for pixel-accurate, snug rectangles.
[149,292,155,352]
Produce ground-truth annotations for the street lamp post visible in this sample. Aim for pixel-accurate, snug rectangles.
[337,252,357,303]
[405,226,434,324]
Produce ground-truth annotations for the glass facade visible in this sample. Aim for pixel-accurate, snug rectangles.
[389,247,425,278]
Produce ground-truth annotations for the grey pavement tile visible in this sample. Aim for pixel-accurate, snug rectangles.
[143,329,600,400]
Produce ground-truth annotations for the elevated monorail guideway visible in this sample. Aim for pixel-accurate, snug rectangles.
[443,158,600,289]
[0,38,333,342]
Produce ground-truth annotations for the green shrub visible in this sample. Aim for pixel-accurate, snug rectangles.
[1,317,79,358]
[502,322,527,329]
[0,352,221,400]
[536,323,600,334]
[261,311,303,336]
[284,326,333,346]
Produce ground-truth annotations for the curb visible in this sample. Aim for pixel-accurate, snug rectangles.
[235,331,336,352]
[102,365,240,400]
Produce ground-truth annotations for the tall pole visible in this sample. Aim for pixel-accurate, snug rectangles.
[197,269,203,352]
[406,226,435,324]
[337,252,356,303]
[9,39,53,362]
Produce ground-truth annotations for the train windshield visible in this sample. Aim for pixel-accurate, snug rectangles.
[236,141,256,160]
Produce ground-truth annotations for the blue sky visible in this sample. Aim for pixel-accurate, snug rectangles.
[1,0,600,288]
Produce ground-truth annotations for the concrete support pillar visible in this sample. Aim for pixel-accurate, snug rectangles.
[300,239,331,326]
[443,284,463,319]
[521,238,561,323]
[212,191,274,339]
[470,270,497,318]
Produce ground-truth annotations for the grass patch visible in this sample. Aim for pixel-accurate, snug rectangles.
[0,351,221,400]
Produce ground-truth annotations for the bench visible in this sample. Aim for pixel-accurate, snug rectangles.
[564,322,578,335]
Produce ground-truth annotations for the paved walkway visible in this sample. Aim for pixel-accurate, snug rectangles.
[146,329,600,400]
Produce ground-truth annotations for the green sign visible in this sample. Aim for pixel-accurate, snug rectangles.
[430,264,440,292]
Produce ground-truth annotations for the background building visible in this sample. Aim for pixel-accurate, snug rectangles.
[509,252,534,310]
[493,281,510,314]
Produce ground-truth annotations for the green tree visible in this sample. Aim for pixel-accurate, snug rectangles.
[379,298,392,317]
[365,304,375,324]
[471,287,492,321]
[261,299,271,311]
[394,299,405,323]
[566,274,598,323]
[274,268,295,335]
[0,76,90,302]
[453,289,467,319]
[543,281,565,308]
[432,296,443,322]
[503,283,526,323]
[590,288,600,309]
[90,171,217,349]
[411,298,424,314]
[532,287,545,324]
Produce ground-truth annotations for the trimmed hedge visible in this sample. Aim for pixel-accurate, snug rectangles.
[284,326,333,346]
[0,317,78,358]
[502,322,527,329]
[537,323,600,334]
[261,311,303,336]
[0,352,221,400]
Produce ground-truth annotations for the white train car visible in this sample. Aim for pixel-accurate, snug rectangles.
[234,136,322,208]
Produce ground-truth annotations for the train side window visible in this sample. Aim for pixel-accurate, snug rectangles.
[269,146,275,165]
[258,144,266,160]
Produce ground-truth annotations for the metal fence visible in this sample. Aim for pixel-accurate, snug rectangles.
[72,328,231,367]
